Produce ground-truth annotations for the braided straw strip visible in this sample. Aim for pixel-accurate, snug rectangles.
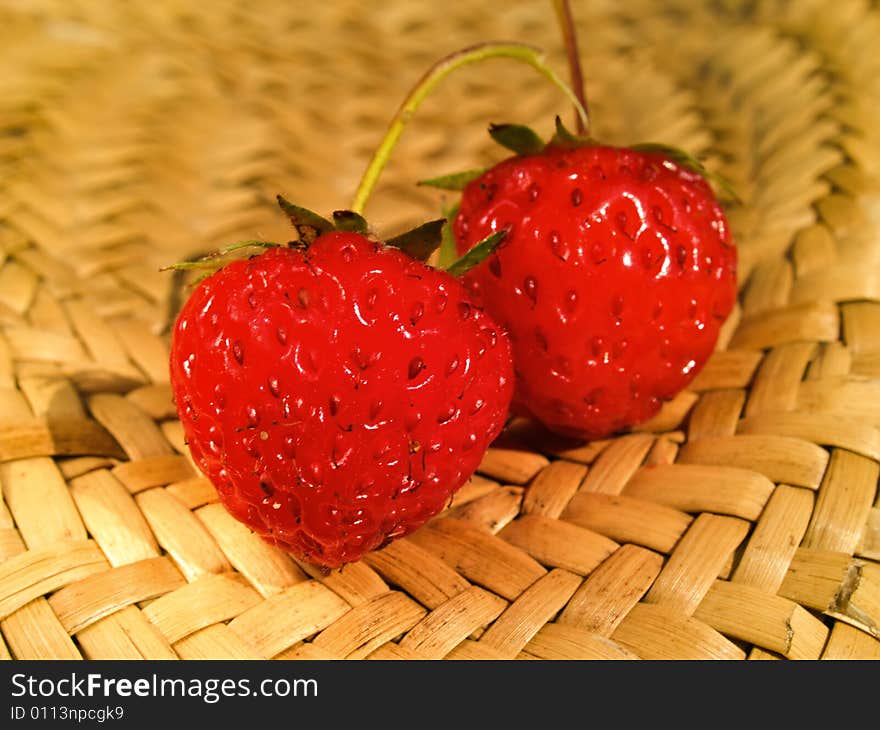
[0,0,879,660]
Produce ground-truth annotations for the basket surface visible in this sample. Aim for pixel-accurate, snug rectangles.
[1,0,879,660]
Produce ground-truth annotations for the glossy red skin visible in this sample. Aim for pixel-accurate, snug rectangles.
[170,232,514,567]
[454,144,737,440]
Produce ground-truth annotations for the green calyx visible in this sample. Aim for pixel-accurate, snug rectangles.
[273,195,499,273]
[159,240,282,275]
[417,169,486,192]
[276,195,335,243]
[445,229,506,276]
[331,209,369,234]
[488,123,546,156]
[548,115,588,149]
[385,219,446,262]
[629,143,742,204]
[436,200,461,268]
[161,194,500,282]
[420,116,740,203]
[383,216,506,277]
[418,116,591,191]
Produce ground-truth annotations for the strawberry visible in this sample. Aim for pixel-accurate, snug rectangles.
[168,201,514,567]
[443,125,737,440]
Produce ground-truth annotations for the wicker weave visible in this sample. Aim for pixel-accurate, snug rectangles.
[1,0,879,661]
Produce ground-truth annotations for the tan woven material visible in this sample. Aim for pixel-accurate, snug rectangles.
[1,0,879,660]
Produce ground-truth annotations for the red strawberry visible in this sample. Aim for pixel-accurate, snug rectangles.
[450,133,737,440]
[169,206,513,568]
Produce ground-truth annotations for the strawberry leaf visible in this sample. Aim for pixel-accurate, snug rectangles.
[332,209,369,234]
[548,115,588,149]
[160,259,225,272]
[417,168,486,191]
[386,218,446,262]
[488,123,546,156]
[437,201,461,269]
[444,229,507,277]
[218,240,283,255]
[276,195,335,243]
[159,241,280,272]
[631,143,742,204]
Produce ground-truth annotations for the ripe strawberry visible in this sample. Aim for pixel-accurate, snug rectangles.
[169,203,513,567]
[448,129,737,440]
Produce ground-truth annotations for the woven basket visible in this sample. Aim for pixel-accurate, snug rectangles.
[1,0,879,661]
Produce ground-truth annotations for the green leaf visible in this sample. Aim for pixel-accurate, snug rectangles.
[217,240,282,255]
[444,229,507,277]
[437,201,461,270]
[386,218,446,262]
[332,209,369,234]
[159,240,280,272]
[276,195,335,243]
[488,123,545,155]
[548,115,587,149]
[417,168,487,191]
[159,259,223,272]
[631,143,742,204]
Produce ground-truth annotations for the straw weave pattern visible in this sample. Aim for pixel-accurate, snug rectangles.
[1,0,879,660]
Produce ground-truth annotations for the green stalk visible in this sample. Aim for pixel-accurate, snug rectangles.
[350,42,589,215]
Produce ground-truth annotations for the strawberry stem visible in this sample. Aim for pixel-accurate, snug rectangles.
[350,42,589,215]
[552,0,589,136]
